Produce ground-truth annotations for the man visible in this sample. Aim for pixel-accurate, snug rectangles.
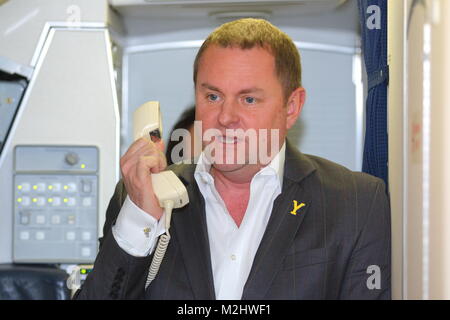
[75,18,391,300]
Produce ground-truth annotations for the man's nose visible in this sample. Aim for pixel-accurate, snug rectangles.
[218,99,240,128]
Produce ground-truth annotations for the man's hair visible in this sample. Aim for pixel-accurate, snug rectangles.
[193,18,302,100]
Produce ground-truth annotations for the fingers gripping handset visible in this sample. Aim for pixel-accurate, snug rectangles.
[131,101,189,289]
[133,101,189,213]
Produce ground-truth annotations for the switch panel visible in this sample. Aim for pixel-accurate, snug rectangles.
[13,146,98,263]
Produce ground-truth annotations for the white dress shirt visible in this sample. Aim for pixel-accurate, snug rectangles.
[112,142,285,299]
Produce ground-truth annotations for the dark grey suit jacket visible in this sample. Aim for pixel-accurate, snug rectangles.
[75,140,391,300]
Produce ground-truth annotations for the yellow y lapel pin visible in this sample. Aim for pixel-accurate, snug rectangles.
[290,200,306,216]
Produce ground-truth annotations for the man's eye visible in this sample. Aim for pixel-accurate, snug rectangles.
[244,96,256,104]
[207,94,220,102]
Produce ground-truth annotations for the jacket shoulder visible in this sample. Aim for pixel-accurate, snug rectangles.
[303,154,386,193]
[302,154,390,240]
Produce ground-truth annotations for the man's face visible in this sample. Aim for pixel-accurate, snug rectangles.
[195,45,303,173]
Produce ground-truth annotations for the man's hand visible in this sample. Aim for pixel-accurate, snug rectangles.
[120,138,167,220]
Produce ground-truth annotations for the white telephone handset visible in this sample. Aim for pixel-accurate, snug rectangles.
[133,101,189,289]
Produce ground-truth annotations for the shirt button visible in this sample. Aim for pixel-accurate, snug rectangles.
[230,254,236,261]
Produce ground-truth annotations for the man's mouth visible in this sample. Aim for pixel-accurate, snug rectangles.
[217,135,240,144]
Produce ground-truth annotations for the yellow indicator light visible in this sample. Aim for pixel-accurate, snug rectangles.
[81,164,86,169]
[63,185,68,190]
[48,185,53,190]
[17,198,23,203]
[32,198,37,203]
[33,185,38,190]
[17,185,22,190]
[81,269,87,274]
[48,198,53,203]
[63,198,68,203]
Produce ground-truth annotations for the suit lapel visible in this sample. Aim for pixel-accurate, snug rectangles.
[171,165,216,299]
[242,141,316,299]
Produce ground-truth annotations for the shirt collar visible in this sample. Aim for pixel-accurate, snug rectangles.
[257,141,285,186]
[194,141,286,187]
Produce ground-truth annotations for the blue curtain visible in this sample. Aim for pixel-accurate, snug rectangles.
[358,0,389,186]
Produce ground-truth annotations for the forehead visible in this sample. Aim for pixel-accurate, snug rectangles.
[196,45,277,81]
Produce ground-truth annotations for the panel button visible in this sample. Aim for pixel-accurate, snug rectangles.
[36,197,46,206]
[67,215,76,225]
[63,197,76,206]
[36,215,46,224]
[51,215,61,225]
[17,197,31,206]
[20,216,30,225]
[19,231,30,240]
[20,212,30,225]
[51,197,61,206]
[17,183,31,192]
[82,197,92,207]
[49,183,62,192]
[31,197,46,206]
[66,231,76,241]
[35,231,45,240]
[81,180,92,193]
[67,183,77,193]
[20,216,29,225]
[82,231,91,241]
[67,197,76,206]
[33,183,46,192]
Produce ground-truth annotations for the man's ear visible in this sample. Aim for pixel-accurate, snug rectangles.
[286,87,306,130]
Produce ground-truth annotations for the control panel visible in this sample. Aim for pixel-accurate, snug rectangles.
[13,146,98,263]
